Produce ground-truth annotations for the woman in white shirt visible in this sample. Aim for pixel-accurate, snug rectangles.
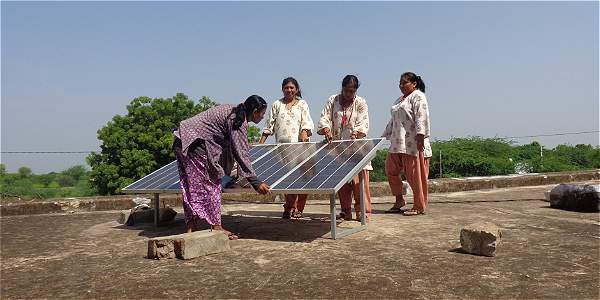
[382,72,432,216]
[317,75,372,221]
[259,77,314,219]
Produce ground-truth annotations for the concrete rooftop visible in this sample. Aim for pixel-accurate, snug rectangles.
[1,182,599,299]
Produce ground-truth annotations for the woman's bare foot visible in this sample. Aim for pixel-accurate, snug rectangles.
[186,222,195,233]
[211,225,239,240]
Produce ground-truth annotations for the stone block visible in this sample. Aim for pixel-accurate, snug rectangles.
[460,222,502,257]
[549,184,599,212]
[117,210,130,224]
[117,207,177,225]
[147,230,230,260]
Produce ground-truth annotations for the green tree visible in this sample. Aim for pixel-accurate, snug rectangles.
[247,125,261,143]
[87,93,218,195]
[429,137,515,178]
[0,164,6,176]
[35,173,56,187]
[370,149,389,182]
[18,166,32,179]
[56,174,77,187]
[62,165,87,181]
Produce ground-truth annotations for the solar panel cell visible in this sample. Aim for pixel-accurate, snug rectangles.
[249,144,278,162]
[288,140,371,190]
[280,142,347,190]
[125,161,178,190]
[319,139,378,189]
[259,142,321,185]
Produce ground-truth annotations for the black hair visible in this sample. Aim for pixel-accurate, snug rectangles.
[232,95,268,128]
[342,74,360,89]
[401,72,426,93]
[282,77,302,98]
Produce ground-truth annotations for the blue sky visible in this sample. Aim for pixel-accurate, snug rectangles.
[1,1,599,173]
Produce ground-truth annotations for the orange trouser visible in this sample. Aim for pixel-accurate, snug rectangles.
[283,194,308,212]
[385,152,430,213]
[338,170,372,217]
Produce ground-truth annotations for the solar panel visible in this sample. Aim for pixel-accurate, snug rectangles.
[123,161,179,192]
[274,139,380,192]
[123,138,383,194]
[123,143,280,193]
[249,144,279,161]
[252,142,322,186]
[274,139,379,192]
[322,139,380,191]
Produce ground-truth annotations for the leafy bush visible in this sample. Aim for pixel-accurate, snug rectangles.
[62,165,86,181]
[18,167,32,179]
[56,174,77,187]
[0,164,97,200]
[370,150,388,182]
[369,137,600,181]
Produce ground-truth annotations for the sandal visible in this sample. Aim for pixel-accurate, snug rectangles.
[402,209,425,216]
[291,211,303,219]
[355,213,370,222]
[384,206,406,214]
[337,211,353,221]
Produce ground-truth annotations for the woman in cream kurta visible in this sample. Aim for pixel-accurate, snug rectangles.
[260,77,314,219]
[382,72,431,216]
[261,99,313,143]
[317,74,372,220]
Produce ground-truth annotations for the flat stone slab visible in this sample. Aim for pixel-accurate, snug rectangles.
[147,230,230,260]
[460,222,502,257]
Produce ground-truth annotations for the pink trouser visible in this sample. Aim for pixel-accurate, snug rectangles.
[338,170,372,217]
[385,152,430,213]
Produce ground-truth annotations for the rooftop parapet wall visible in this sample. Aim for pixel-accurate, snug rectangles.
[2,170,598,216]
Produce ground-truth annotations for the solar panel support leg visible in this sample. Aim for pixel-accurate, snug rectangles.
[359,171,366,226]
[330,193,337,239]
[154,193,160,227]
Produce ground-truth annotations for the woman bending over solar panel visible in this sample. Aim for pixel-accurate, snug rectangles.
[382,72,432,216]
[173,95,272,240]
[259,77,314,219]
[317,74,373,221]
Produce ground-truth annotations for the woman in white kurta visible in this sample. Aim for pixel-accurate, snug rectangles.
[259,77,314,219]
[382,72,432,216]
[317,74,372,221]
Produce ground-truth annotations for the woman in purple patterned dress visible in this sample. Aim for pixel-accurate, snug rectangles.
[173,95,271,239]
